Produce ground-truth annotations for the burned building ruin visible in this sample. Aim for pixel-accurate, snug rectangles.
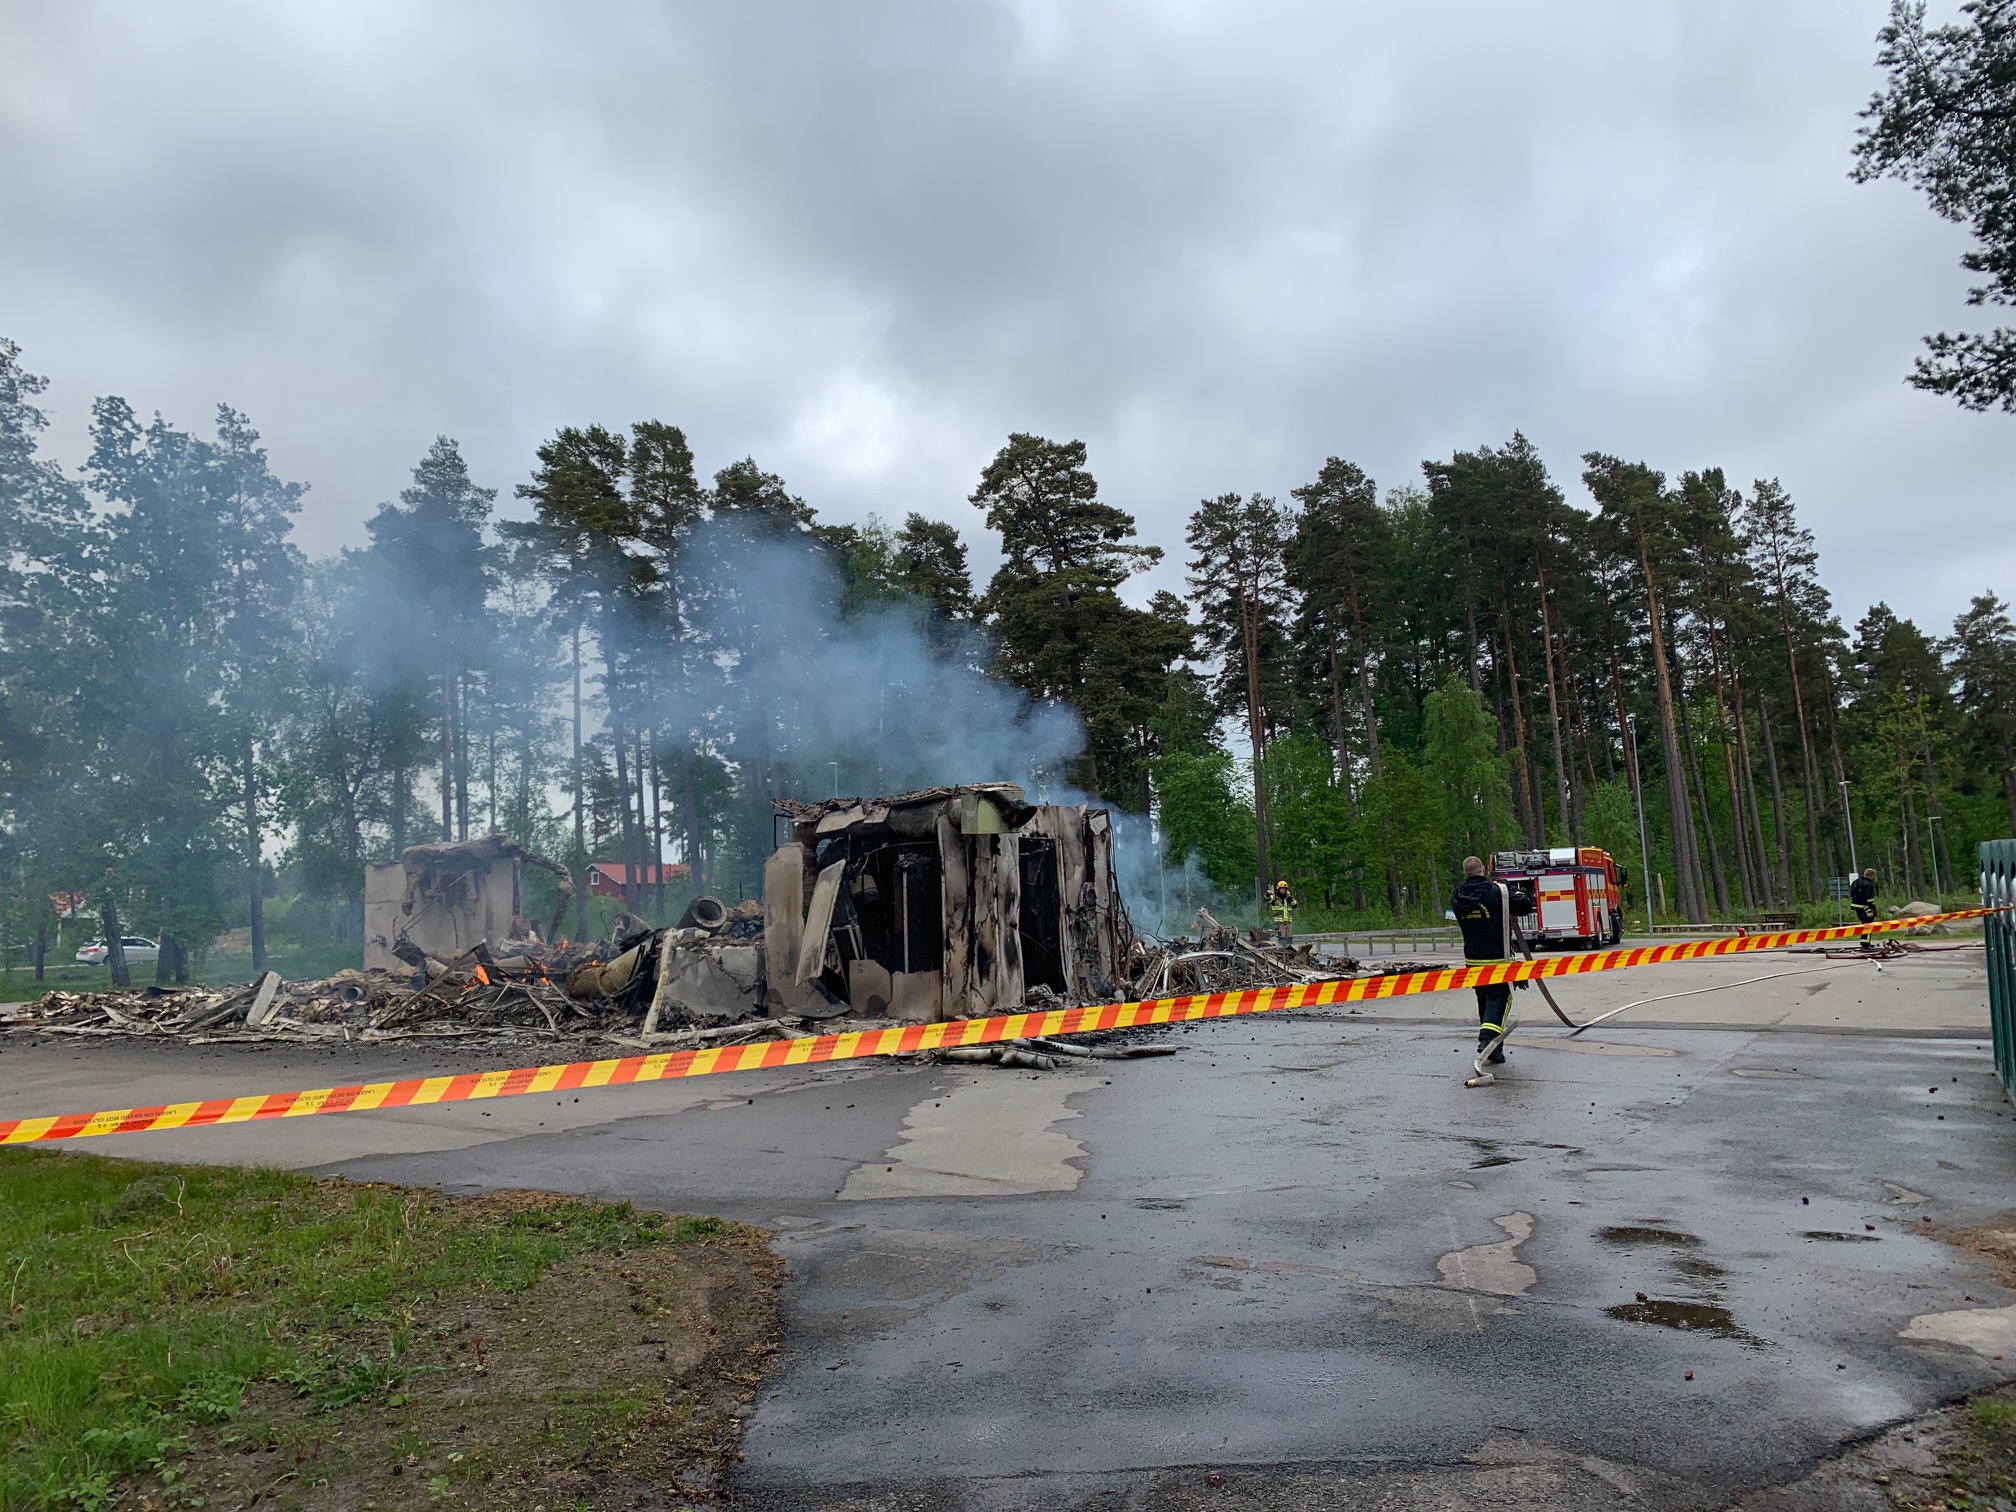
[346,789,1129,1030]
[362,833,572,974]
[762,783,1128,1022]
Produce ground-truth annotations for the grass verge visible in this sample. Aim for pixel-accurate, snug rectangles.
[0,1149,780,1510]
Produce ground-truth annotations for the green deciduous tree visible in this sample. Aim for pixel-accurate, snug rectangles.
[1422,674,1515,864]
[1154,750,1256,898]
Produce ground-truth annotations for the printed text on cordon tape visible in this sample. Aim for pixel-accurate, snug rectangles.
[1,907,2004,1146]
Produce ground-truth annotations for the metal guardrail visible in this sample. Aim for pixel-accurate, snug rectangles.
[1299,926,1461,956]
[1985,840,2016,1098]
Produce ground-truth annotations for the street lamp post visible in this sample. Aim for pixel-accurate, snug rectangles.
[1839,779,1859,879]
[1927,811,1944,899]
[1626,713,1654,927]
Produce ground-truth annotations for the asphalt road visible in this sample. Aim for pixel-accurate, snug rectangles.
[4,949,2011,1509]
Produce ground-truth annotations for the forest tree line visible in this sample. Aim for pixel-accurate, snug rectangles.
[1,335,2012,982]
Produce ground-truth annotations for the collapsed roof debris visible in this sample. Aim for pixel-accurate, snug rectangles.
[2,795,1386,1064]
[363,832,573,974]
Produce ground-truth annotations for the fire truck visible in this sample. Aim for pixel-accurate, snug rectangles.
[1489,847,1626,950]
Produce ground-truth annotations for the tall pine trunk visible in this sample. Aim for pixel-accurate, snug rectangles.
[1678,680,1730,915]
[392,759,409,856]
[1241,586,1270,910]
[101,902,129,989]
[650,728,666,922]
[1634,531,1706,923]
[1729,667,1774,908]
[1821,659,1852,878]
[439,669,455,841]
[1759,695,1793,900]
[1535,554,1573,842]
[245,735,265,976]
[613,706,637,913]
[454,673,470,840]
[342,780,363,940]
[1899,746,1923,894]
[1499,616,1541,845]
[1325,637,1356,804]
[633,723,651,911]
[1921,717,1947,895]
[681,745,704,897]
[1608,651,1637,825]
[1349,584,1381,780]
[571,626,587,938]
[1702,623,1755,906]
[1773,593,1823,899]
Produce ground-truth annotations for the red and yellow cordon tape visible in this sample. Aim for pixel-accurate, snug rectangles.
[2,907,2005,1146]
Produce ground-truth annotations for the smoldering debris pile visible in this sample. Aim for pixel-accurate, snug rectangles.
[1124,910,1342,998]
[2,803,1413,1061]
[1122,909,1448,994]
[3,908,1384,1058]
[1,904,815,1048]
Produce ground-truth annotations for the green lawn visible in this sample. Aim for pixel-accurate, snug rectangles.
[0,1150,777,1510]
[0,942,363,1005]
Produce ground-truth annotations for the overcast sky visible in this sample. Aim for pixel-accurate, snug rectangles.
[1,0,2005,634]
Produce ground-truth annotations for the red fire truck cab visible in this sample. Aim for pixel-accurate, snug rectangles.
[1489,847,1626,950]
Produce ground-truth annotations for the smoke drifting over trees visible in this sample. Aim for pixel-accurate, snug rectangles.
[0,334,2011,982]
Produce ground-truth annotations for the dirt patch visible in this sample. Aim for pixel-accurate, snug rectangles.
[1728,1383,2016,1509]
[122,1225,779,1510]
[1924,1214,2016,1289]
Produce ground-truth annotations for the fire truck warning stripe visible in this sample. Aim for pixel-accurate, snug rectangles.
[0,907,2005,1146]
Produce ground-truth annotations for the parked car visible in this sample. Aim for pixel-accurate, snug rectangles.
[75,936,159,966]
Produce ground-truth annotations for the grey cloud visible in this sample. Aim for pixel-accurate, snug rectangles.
[0,0,2002,627]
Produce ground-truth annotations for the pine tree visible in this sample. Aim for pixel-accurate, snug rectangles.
[511,425,663,913]
[894,514,976,621]
[1741,478,1836,898]
[1948,592,2016,835]
[1287,458,1389,786]
[1854,0,2016,409]
[365,438,497,844]
[1584,453,1708,924]
[213,407,306,973]
[971,434,1166,801]
[1186,491,1294,905]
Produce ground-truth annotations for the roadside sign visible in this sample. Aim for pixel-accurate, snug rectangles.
[1827,876,1853,900]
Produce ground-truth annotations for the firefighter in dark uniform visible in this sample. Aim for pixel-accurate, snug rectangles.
[1452,855,1535,1065]
[1850,868,1879,948]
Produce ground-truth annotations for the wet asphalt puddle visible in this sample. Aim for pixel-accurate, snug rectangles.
[735,1020,2016,1506]
[1593,1220,1767,1349]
